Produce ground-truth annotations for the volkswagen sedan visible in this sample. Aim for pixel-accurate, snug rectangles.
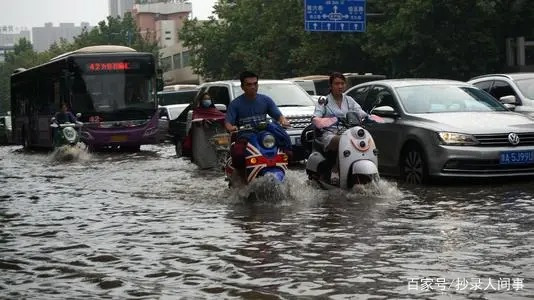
[345,79,534,184]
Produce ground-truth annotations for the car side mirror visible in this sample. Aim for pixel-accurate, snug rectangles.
[371,106,398,118]
[215,104,227,112]
[504,104,516,111]
[499,96,517,111]
[499,95,516,104]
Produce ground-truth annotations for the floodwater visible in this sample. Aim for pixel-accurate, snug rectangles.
[0,144,533,299]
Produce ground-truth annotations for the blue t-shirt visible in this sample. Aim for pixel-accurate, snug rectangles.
[225,93,283,127]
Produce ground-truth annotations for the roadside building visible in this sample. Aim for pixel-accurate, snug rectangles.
[32,22,92,52]
[0,26,31,61]
[109,0,135,18]
[132,0,200,84]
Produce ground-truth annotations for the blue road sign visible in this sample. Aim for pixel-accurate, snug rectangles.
[304,0,366,32]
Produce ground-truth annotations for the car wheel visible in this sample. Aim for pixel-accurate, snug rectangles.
[22,130,30,149]
[175,140,182,157]
[401,145,428,184]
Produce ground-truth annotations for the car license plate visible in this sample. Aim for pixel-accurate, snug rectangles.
[499,150,534,165]
[110,135,128,142]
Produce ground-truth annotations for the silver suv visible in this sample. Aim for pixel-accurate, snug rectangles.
[192,80,316,161]
[468,73,534,117]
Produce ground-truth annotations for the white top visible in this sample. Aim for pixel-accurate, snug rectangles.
[313,93,366,120]
[313,93,367,150]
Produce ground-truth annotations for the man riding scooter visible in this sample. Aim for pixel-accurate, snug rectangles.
[51,103,81,148]
[224,71,292,182]
[312,72,373,185]
[54,103,77,124]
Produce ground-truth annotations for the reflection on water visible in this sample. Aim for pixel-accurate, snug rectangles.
[0,144,533,299]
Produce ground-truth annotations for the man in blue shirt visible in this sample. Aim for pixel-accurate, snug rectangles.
[225,71,291,178]
[225,71,290,131]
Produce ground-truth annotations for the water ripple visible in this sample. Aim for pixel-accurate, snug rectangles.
[0,145,533,299]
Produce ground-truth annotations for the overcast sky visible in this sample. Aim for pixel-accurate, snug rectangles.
[0,0,216,30]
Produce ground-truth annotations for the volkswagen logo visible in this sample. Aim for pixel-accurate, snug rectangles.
[508,132,520,145]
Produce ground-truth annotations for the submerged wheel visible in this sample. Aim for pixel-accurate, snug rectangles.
[349,173,374,188]
[217,150,230,171]
[400,145,429,184]
[175,140,182,157]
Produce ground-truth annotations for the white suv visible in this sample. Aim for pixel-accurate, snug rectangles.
[468,73,534,117]
[190,80,316,161]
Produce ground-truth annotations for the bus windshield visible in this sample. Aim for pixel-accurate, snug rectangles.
[71,57,156,121]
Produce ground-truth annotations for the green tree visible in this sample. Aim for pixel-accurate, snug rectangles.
[364,0,534,79]
[180,0,376,80]
[73,13,158,56]
[181,0,534,81]
[0,38,50,113]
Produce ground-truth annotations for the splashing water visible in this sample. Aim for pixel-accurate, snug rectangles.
[349,177,404,199]
[222,170,325,206]
[222,169,404,208]
[49,143,91,163]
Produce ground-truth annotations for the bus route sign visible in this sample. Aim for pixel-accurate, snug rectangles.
[304,0,366,32]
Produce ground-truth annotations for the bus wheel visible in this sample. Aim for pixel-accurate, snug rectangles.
[22,130,30,149]
[122,145,140,152]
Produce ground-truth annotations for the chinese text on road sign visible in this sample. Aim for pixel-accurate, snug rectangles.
[305,0,366,32]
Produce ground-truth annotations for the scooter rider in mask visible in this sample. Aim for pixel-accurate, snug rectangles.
[312,72,369,185]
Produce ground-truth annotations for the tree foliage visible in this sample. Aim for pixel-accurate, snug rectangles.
[181,0,375,80]
[181,0,534,81]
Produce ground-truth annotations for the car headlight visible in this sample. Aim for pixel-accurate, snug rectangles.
[62,127,77,143]
[438,132,479,145]
[262,134,276,148]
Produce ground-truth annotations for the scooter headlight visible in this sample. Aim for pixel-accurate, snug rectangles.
[262,134,276,148]
[62,127,77,143]
[351,127,365,139]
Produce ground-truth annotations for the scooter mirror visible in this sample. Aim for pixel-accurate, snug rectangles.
[345,111,361,126]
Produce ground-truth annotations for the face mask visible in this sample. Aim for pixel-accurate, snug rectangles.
[201,100,212,108]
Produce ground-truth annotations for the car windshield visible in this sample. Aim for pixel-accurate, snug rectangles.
[233,83,314,106]
[167,106,185,119]
[396,85,508,113]
[157,90,197,106]
[515,78,534,100]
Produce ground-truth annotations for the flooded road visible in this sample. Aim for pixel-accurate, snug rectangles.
[1,144,533,299]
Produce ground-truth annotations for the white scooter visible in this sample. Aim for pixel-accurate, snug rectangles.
[303,111,379,189]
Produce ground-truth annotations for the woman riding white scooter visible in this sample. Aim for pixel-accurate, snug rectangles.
[312,72,373,185]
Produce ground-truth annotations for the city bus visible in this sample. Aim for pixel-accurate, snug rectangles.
[10,45,159,151]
